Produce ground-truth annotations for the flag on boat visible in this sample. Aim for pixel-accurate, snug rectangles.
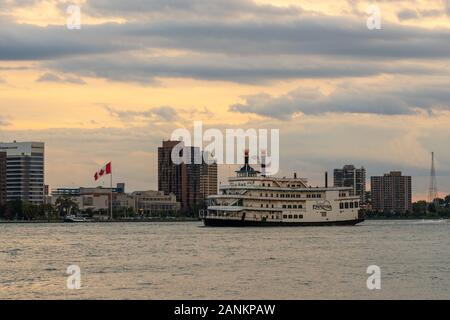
[94,162,111,181]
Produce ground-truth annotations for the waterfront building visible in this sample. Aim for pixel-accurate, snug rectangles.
[371,171,412,214]
[334,165,366,203]
[50,184,180,216]
[51,184,127,212]
[0,152,6,206]
[132,190,180,216]
[0,142,45,204]
[158,140,217,213]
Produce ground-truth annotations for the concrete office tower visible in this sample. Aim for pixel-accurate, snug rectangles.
[0,152,6,205]
[0,142,45,205]
[371,171,412,214]
[200,152,218,200]
[334,165,366,203]
[158,140,217,213]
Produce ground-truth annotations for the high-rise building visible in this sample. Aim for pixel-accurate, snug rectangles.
[158,140,183,203]
[0,152,6,206]
[371,171,412,214]
[200,157,218,200]
[0,142,45,205]
[158,140,217,213]
[334,165,366,203]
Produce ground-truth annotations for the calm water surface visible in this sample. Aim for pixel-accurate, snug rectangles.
[0,220,449,300]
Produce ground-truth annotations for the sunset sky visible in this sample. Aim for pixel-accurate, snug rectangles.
[1,0,450,200]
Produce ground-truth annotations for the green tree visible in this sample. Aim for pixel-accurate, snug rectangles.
[55,196,79,217]
[412,201,427,217]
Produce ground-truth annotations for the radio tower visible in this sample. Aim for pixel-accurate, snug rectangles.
[428,152,438,203]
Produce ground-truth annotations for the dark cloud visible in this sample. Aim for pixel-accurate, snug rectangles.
[36,72,86,84]
[104,105,178,122]
[0,19,132,60]
[397,9,419,21]
[45,53,448,84]
[2,14,450,61]
[151,106,177,121]
[84,0,302,19]
[230,82,450,118]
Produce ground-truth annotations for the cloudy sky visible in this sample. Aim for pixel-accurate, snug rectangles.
[1,0,450,200]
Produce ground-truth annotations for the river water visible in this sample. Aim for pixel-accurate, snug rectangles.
[0,220,449,300]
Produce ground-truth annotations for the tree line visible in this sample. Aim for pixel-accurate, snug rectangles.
[364,194,450,219]
[0,196,183,221]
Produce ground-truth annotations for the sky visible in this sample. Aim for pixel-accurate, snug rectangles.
[1,0,450,200]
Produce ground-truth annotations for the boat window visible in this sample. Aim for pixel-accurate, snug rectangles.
[288,205,292,209]
[288,215,293,219]
[340,203,344,209]
[350,202,354,208]
[345,202,349,209]
[283,215,287,218]
[294,215,298,219]
[355,202,359,208]
[299,215,303,219]
[322,212,327,217]
[282,205,286,209]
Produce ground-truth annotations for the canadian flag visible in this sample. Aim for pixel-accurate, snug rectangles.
[94,162,112,181]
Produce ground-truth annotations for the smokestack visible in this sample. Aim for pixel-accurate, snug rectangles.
[261,150,267,177]
[325,171,328,188]
[294,172,297,179]
[244,149,249,166]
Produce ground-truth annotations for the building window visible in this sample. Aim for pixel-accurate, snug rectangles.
[283,215,287,219]
[322,212,327,217]
[345,202,349,209]
[294,215,298,219]
[340,203,344,209]
[288,215,292,219]
[282,205,286,209]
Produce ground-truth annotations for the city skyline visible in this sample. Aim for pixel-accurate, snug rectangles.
[1,0,450,200]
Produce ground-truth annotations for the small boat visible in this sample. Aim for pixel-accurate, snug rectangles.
[64,215,92,223]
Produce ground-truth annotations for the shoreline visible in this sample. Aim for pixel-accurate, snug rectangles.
[1,217,448,224]
[0,218,200,224]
